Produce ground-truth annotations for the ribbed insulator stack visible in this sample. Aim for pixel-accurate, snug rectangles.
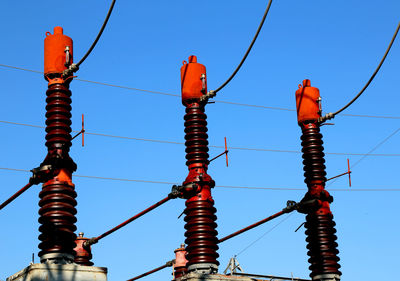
[39,82,77,263]
[296,80,341,281]
[38,26,78,264]
[180,56,219,274]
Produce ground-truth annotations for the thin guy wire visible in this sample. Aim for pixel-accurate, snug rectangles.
[330,21,400,118]
[1,63,400,119]
[328,126,400,187]
[236,213,294,256]
[214,0,273,94]
[1,119,400,157]
[1,167,399,192]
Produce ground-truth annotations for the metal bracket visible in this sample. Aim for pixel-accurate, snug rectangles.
[29,164,53,185]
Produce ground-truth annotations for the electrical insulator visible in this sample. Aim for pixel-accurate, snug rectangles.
[44,26,73,81]
[179,56,219,274]
[295,79,321,123]
[38,26,78,264]
[173,244,188,280]
[180,55,207,105]
[295,80,341,281]
[74,232,94,266]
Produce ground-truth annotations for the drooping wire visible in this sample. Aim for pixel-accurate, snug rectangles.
[2,63,400,119]
[1,167,400,191]
[2,119,400,157]
[321,21,400,122]
[64,0,116,75]
[212,0,273,95]
[235,213,294,256]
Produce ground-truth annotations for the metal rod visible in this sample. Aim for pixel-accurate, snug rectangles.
[232,272,311,281]
[126,260,174,281]
[0,182,33,211]
[91,196,171,243]
[326,171,351,182]
[209,150,228,163]
[218,210,287,243]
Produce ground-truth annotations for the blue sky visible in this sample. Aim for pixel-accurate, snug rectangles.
[0,1,399,280]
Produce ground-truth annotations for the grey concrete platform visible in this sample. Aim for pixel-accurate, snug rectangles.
[6,263,107,281]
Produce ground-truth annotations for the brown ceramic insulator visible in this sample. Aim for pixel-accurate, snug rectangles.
[300,123,327,187]
[174,267,187,280]
[184,197,219,268]
[300,122,341,279]
[182,102,219,271]
[38,81,77,260]
[38,179,77,258]
[305,213,341,278]
[45,83,72,151]
[184,103,209,168]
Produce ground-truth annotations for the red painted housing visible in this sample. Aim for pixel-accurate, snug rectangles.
[295,79,321,123]
[180,55,207,104]
[44,26,73,77]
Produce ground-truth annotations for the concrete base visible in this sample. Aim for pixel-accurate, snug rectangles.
[179,272,253,281]
[6,263,107,281]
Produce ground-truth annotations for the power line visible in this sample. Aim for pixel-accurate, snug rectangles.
[236,213,294,256]
[1,167,399,192]
[328,126,400,187]
[1,63,400,120]
[63,0,117,76]
[321,21,400,121]
[2,119,400,157]
[212,0,273,94]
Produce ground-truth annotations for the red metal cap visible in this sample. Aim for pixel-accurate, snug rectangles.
[180,55,207,105]
[295,79,321,123]
[44,26,73,79]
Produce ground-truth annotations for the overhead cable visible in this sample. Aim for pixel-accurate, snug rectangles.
[212,0,273,95]
[321,21,400,122]
[1,119,400,157]
[236,213,294,256]
[328,126,400,187]
[2,63,400,119]
[63,0,116,76]
[2,167,400,192]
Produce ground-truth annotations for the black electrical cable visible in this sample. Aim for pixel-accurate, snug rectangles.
[322,21,400,121]
[64,0,116,75]
[212,0,273,95]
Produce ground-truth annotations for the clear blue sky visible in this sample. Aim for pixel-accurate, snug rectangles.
[1,1,399,280]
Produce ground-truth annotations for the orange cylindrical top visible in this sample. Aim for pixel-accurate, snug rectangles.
[180,55,207,104]
[295,79,321,123]
[44,26,73,77]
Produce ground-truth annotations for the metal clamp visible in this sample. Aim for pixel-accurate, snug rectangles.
[29,164,53,185]
[200,90,216,102]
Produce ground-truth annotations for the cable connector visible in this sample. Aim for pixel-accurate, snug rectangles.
[282,200,298,213]
[62,63,79,78]
[29,164,54,185]
[169,183,198,199]
[83,237,99,248]
[166,259,175,267]
[200,90,216,102]
[318,112,335,123]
